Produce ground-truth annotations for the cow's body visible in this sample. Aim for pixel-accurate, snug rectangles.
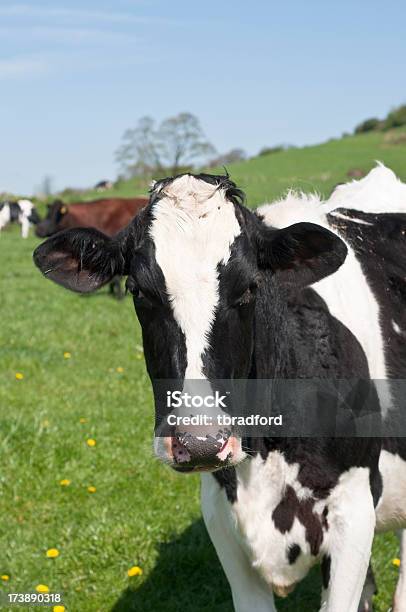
[33,165,406,611]
[0,199,40,238]
[35,196,148,238]
[202,170,406,611]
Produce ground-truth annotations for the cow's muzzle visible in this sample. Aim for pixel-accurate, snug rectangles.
[155,426,244,472]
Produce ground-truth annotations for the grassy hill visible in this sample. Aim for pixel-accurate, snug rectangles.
[1,129,406,611]
[80,126,406,206]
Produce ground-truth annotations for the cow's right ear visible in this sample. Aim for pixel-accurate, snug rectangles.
[33,228,124,293]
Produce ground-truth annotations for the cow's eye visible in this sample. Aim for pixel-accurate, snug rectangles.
[133,288,146,300]
[125,277,143,297]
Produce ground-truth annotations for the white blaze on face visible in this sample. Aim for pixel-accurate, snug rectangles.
[150,176,241,378]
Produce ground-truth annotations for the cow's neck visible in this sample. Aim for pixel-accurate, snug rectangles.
[251,274,293,379]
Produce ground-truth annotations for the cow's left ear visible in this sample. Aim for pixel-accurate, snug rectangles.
[256,222,347,287]
[33,228,124,293]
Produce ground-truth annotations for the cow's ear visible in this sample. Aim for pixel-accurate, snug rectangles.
[256,222,347,287]
[33,228,124,293]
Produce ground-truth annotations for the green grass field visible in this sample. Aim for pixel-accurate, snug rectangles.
[1,129,406,611]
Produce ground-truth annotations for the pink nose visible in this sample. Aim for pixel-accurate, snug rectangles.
[170,429,231,468]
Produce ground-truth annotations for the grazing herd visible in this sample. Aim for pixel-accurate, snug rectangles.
[7,163,406,611]
[0,195,148,241]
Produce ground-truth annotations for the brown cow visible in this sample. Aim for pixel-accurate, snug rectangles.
[35,197,148,238]
[35,197,148,298]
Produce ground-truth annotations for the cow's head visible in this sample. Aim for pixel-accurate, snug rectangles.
[33,174,347,472]
[35,200,68,237]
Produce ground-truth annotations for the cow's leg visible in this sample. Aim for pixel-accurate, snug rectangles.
[200,473,277,612]
[357,562,377,612]
[20,216,30,238]
[394,530,406,612]
[320,468,376,612]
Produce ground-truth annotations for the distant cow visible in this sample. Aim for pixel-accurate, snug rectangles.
[95,180,113,192]
[35,197,148,238]
[0,199,40,238]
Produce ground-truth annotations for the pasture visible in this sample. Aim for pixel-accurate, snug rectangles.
[1,129,406,611]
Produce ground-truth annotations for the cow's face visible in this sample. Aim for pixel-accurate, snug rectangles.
[35,200,67,237]
[33,174,347,472]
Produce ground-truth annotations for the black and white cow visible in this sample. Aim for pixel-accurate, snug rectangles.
[33,166,406,612]
[0,199,40,238]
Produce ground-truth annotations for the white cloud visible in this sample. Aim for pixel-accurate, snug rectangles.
[0,56,47,79]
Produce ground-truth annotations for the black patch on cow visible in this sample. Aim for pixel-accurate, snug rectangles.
[328,208,406,385]
[321,555,331,589]
[272,485,297,532]
[28,207,41,224]
[126,233,188,384]
[322,506,329,530]
[329,207,406,467]
[212,468,237,503]
[203,234,258,379]
[287,544,301,565]
[272,486,325,556]
[9,202,21,222]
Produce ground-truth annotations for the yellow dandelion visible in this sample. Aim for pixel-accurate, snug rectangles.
[116,366,124,373]
[86,438,96,447]
[79,417,87,424]
[46,548,59,559]
[127,565,143,577]
[87,486,97,494]
[15,372,24,380]
[393,558,401,567]
[36,584,49,593]
[59,479,71,487]
[63,352,71,359]
[1,574,10,581]
[42,419,50,427]
[53,606,65,612]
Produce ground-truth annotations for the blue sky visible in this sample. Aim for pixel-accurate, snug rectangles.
[1,0,405,194]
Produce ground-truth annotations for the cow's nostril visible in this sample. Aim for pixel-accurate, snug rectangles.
[171,437,191,464]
